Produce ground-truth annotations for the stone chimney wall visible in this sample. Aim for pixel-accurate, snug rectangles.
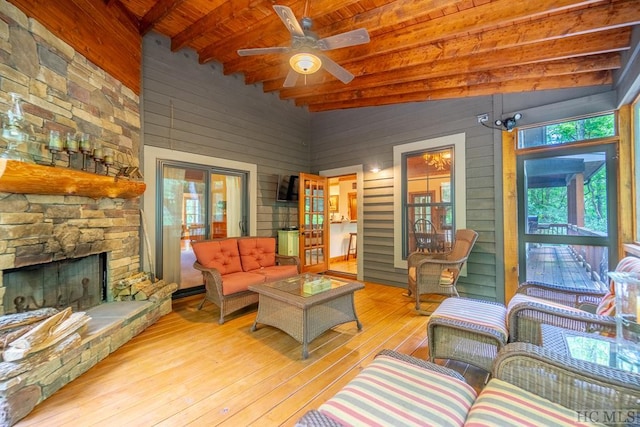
[0,1,143,314]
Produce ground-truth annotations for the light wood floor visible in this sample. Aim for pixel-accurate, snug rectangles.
[16,281,486,427]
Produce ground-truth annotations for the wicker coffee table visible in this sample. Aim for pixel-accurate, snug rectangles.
[249,274,364,359]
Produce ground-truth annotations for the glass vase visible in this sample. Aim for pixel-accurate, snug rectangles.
[608,271,640,371]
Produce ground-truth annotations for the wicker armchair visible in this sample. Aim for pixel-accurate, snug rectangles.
[407,229,478,312]
[508,256,640,344]
[493,342,640,417]
[413,218,440,252]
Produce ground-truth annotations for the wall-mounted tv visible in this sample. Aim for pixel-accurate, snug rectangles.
[276,174,299,202]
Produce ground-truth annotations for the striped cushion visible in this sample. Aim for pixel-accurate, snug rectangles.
[319,354,477,427]
[507,293,584,317]
[465,378,602,426]
[431,298,508,343]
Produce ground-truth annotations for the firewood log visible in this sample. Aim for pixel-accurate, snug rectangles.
[0,308,59,331]
[3,308,90,362]
[148,282,178,302]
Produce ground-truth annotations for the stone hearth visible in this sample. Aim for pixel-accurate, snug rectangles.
[0,297,173,426]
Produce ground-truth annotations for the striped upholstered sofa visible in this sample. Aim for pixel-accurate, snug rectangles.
[296,345,640,426]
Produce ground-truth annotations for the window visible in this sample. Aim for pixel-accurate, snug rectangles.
[393,133,466,269]
[518,113,616,149]
[405,147,454,255]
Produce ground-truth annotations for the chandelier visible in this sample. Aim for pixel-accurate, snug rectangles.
[424,151,451,171]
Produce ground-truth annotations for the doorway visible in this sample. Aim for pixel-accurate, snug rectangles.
[327,174,358,276]
[157,161,248,295]
[517,144,617,291]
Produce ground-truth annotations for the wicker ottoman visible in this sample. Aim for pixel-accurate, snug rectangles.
[427,297,508,372]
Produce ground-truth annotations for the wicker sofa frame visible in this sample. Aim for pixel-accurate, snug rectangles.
[508,281,615,343]
[508,255,640,344]
[192,237,300,324]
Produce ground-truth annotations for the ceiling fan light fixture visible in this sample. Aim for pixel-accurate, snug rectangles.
[289,52,322,74]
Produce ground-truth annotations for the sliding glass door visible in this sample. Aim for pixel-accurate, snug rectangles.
[157,161,248,293]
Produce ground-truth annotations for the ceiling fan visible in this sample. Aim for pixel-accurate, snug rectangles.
[237,5,370,87]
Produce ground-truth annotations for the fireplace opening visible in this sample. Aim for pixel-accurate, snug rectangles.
[2,253,107,315]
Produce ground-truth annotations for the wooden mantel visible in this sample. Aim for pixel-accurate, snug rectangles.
[0,159,145,199]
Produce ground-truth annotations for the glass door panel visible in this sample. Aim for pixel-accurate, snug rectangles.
[518,145,616,290]
[158,162,248,293]
[161,165,207,291]
[299,173,328,273]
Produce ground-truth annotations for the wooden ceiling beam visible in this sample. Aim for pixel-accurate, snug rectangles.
[201,0,600,65]
[171,0,278,52]
[139,0,186,35]
[196,0,399,64]
[293,54,621,106]
[306,71,613,112]
[261,28,629,97]
[229,0,640,79]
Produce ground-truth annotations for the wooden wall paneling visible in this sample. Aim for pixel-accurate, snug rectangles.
[310,97,500,298]
[142,33,310,236]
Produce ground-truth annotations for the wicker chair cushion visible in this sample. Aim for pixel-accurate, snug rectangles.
[408,267,456,285]
[507,293,585,319]
[192,238,242,275]
[596,256,640,316]
[219,271,266,295]
[318,354,477,426]
[466,378,603,426]
[238,237,277,271]
[431,298,508,342]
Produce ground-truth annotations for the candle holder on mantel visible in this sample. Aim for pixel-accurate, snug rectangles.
[103,148,114,176]
[47,130,63,166]
[79,134,92,171]
[65,133,78,167]
[0,93,34,163]
[92,144,104,174]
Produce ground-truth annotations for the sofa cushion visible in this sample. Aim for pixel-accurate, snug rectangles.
[465,378,602,426]
[319,353,477,427]
[220,271,265,295]
[192,239,242,275]
[238,237,276,271]
[250,264,299,282]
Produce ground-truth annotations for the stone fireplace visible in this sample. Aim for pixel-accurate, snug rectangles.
[0,181,178,426]
[0,193,143,304]
[0,2,178,424]
[2,252,106,315]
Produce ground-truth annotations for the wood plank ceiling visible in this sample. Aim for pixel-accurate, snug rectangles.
[42,1,640,111]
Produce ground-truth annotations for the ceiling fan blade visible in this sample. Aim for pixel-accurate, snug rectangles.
[319,54,354,84]
[273,5,305,38]
[237,46,290,56]
[283,69,299,87]
[317,28,370,51]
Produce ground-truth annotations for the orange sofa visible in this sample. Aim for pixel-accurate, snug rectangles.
[192,237,300,324]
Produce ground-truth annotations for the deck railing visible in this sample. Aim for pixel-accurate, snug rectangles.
[530,223,608,290]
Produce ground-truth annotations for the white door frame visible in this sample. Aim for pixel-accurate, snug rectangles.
[320,165,364,281]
